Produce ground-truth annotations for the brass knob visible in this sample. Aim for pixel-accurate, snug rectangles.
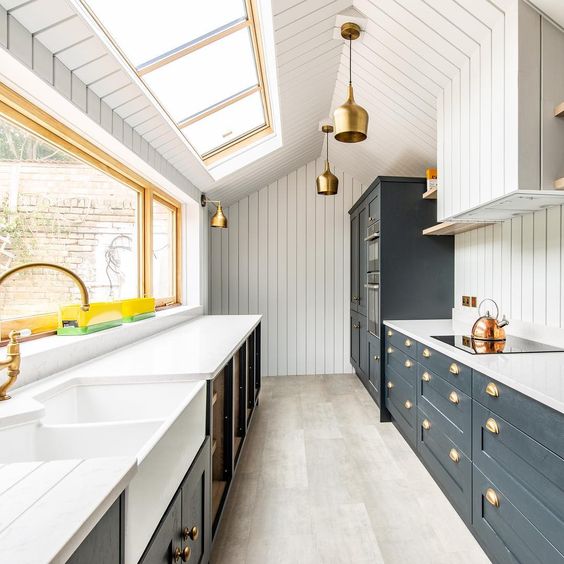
[386,381,394,389]
[448,390,460,405]
[485,382,499,398]
[404,338,412,347]
[449,363,460,375]
[387,329,393,337]
[421,371,431,382]
[183,526,199,541]
[422,419,431,430]
[485,417,500,434]
[404,400,413,409]
[387,347,393,354]
[173,547,182,563]
[373,355,380,361]
[404,359,412,368]
[485,488,500,508]
[353,323,360,329]
[422,348,431,358]
[449,448,460,463]
[181,546,191,562]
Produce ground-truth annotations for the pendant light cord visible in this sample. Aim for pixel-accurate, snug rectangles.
[349,38,352,85]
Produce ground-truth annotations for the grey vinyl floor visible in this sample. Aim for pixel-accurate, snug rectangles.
[211,374,491,564]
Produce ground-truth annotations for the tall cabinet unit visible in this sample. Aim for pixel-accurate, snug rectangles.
[349,177,454,420]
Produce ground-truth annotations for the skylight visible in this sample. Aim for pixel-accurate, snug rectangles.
[84,0,272,164]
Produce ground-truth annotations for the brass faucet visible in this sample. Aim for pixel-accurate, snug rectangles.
[0,262,90,400]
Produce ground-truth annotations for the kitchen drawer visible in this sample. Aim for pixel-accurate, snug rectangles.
[417,407,472,523]
[473,371,564,459]
[386,345,417,386]
[385,368,416,447]
[473,401,564,556]
[473,466,564,564]
[416,342,471,395]
[385,327,417,358]
[367,191,380,224]
[368,333,381,402]
[417,364,471,456]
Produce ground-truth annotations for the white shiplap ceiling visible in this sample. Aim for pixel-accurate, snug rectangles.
[2,0,514,205]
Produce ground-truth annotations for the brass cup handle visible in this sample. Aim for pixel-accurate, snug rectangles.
[386,381,394,389]
[387,347,393,354]
[422,419,431,430]
[173,546,191,562]
[485,417,500,434]
[404,339,412,347]
[421,372,431,382]
[404,360,412,368]
[449,448,460,463]
[373,355,380,361]
[183,526,199,541]
[449,363,460,375]
[485,488,500,508]
[404,400,413,410]
[387,329,393,337]
[448,390,460,405]
[485,382,499,398]
[422,348,431,358]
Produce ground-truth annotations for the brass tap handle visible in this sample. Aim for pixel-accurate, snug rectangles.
[0,329,29,401]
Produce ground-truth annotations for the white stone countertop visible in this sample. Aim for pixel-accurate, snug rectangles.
[0,314,262,563]
[384,319,564,414]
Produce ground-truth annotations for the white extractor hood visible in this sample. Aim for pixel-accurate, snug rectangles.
[445,190,564,223]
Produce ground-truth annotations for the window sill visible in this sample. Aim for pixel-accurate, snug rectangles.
[11,305,204,391]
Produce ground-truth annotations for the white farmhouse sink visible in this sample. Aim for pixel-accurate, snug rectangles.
[36,380,200,425]
[3,375,207,564]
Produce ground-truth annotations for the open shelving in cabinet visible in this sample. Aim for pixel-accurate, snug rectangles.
[211,367,228,527]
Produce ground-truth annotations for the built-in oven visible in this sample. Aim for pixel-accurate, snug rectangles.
[365,272,380,337]
[365,221,380,273]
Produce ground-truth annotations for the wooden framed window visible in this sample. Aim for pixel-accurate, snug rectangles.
[0,83,182,341]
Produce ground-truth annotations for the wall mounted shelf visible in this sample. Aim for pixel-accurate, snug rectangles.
[423,222,493,236]
[422,187,437,199]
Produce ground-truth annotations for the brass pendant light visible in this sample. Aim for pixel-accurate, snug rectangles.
[201,195,228,228]
[316,125,338,195]
[334,22,368,143]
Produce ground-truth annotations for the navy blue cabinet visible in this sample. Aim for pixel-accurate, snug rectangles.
[384,325,564,564]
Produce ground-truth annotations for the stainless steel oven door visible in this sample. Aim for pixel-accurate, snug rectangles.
[365,273,380,337]
[365,221,380,273]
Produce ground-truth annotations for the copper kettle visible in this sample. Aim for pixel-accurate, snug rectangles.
[471,299,509,341]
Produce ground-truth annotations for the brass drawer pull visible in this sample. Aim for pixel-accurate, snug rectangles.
[485,382,499,398]
[184,526,199,541]
[387,347,394,354]
[387,381,394,389]
[404,338,412,347]
[404,400,413,410]
[485,488,500,508]
[422,419,431,430]
[387,329,393,337]
[448,390,460,405]
[449,448,460,463]
[404,359,413,368]
[353,323,360,329]
[373,355,380,361]
[485,417,500,435]
[421,372,431,382]
[449,363,460,375]
[422,348,431,358]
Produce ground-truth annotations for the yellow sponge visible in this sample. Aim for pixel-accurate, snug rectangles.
[121,297,156,323]
[58,302,123,335]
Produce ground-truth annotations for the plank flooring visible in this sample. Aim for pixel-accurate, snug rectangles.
[211,374,491,564]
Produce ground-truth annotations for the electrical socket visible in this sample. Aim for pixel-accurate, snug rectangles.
[462,296,471,307]
[471,296,477,307]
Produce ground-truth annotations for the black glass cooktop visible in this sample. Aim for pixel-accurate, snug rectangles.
[431,335,564,355]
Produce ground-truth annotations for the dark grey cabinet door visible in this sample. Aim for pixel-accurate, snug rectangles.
[367,333,380,400]
[350,210,359,312]
[367,191,380,225]
[181,438,211,564]
[350,313,360,368]
[67,496,122,564]
[359,316,368,378]
[139,491,182,564]
[358,205,368,317]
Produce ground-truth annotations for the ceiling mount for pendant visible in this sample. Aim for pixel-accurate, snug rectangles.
[334,21,368,144]
[316,124,338,196]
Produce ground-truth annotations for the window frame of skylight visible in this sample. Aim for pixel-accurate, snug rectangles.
[136,0,272,164]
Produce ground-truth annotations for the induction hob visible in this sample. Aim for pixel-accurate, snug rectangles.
[431,335,564,355]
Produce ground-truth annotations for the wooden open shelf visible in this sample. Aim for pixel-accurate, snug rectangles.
[212,438,217,456]
[423,221,493,236]
[212,391,218,406]
[554,102,564,117]
[422,187,437,199]
[212,480,227,520]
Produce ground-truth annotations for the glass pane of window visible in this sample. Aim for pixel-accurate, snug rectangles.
[152,199,175,300]
[182,91,265,155]
[0,116,139,320]
[86,0,247,66]
[143,27,258,122]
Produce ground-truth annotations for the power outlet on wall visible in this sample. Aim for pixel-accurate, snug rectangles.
[471,296,477,307]
[462,296,471,307]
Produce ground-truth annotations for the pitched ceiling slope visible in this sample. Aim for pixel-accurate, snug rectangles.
[205,0,349,205]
